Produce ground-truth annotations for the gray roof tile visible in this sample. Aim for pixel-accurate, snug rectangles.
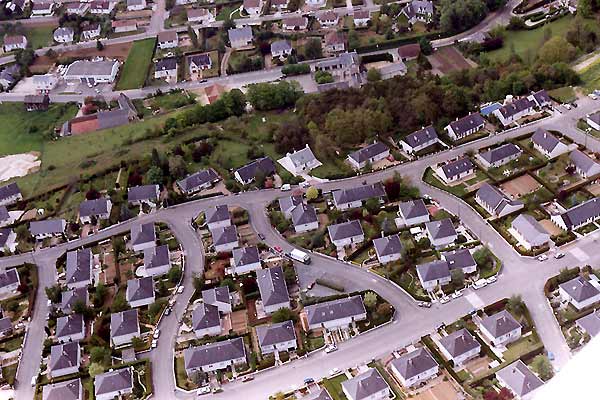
[257,266,289,307]
[184,337,246,369]
[328,220,364,241]
[110,309,139,337]
[305,295,366,325]
[256,320,296,347]
[390,348,438,380]
[341,368,389,400]
[559,276,600,303]
[480,310,521,338]
[496,360,543,397]
[192,303,220,330]
[438,328,480,357]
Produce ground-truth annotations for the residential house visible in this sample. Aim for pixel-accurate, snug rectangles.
[4,0,25,14]
[425,218,457,248]
[53,27,74,43]
[56,314,85,343]
[511,214,550,250]
[256,320,297,355]
[323,31,345,53]
[587,111,600,131]
[50,342,81,378]
[110,309,140,347]
[435,157,475,184]
[479,309,522,346]
[79,197,112,224]
[131,223,156,252]
[158,31,178,49]
[477,143,523,169]
[65,249,93,289]
[304,295,366,330]
[332,183,385,210]
[183,337,246,374]
[3,34,27,52]
[228,26,253,49]
[0,64,19,89]
[257,266,290,314]
[128,184,159,206]
[31,1,54,16]
[177,168,220,195]
[314,52,360,83]
[305,389,333,400]
[390,348,439,388]
[205,205,231,232]
[126,0,145,10]
[341,368,390,400]
[66,2,90,14]
[243,0,263,15]
[438,328,481,365]
[142,244,171,277]
[328,220,364,248]
[416,260,450,291]
[528,89,552,108]
[60,287,89,315]
[496,360,544,399]
[202,286,232,313]
[89,0,115,14]
[154,57,178,81]
[353,10,370,27]
[475,183,524,218]
[112,20,138,33]
[82,23,101,40]
[0,268,19,297]
[271,0,289,11]
[347,142,389,170]
[284,145,321,174]
[401,0,433,23]
[0,228,17,253]
[192,303,222,337]
[398,199,430,226]
[400,126,438,154]
[231,246,262,275]
[373,234,403,264]
[576,310,600,337]
[444,113,486,141]
[29,219,66,240]
[234,156,276,185]
[187,8,215,24]
[33,74,59,93]
[559,276,600,310]
[94,368,133,400]
[531,129,569,159]
[126,277,155,308]
[492,97,535,127]
[397,43,421,61]
[441,249,477,274]
[0,317,12,338]
[279,195,304,218]
[64,60,120,85]
[318,10,339,26]
[306,0,326,7]
[282,16,308,30]
[271,40,293,58]
[187,53,212,74]
[0,206,10,227]
[24,94,49,111]
[42,378,83,400]
[551,198,600,231]
[569,149,600,178]
[290,203,318,233]
[212,225,238,253]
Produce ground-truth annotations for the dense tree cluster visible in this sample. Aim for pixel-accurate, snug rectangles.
[246,81,303,111]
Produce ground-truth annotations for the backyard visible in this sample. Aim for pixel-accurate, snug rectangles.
[116,38,157,90]
[322,374,349,400]
[24,26,55,49]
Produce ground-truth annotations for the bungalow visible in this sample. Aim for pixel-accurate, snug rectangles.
[177,168,220,195]
[60,287,89,315]
[43,378,83,400]
[569,150,600,178]
[318,10,339,27]
[0,64,19,89]
[328,220,364,248]
[128,184,159,206]
[511,214,550,250]
[184,337,246,374]
[551,198,600,231]
[306,390,333,400]
[212,225,238,253]
[282,17,308,31]
[3,34,27,52]
[528,89,552,108]
[192,303,222,337]
[347,142,389,170]
[0,228,17,253]
[342,368,390,400]
[205,205,231,231]
[187,8,215,24]
[24,94,50,111]
[400,126,438,154]
[95,368,133,400]
[332,183,385,210]
[131,223,156,252]
[475,183,524,218]
[559,276,600,310]
[187,53,212,74]
[401,0,434,24]
[256,320,297,355]
[154,57,178,81]
[79,197,112,224]
[438,328,481,365]
[228,26,253,49]
[0,268,19,297]
[425,218,457,248]
[202,286,232,313]
[291,203,318,233]
[126,276,155,308]
[531,128,568,159]
[496,360,544,399]
[324,31,345,53]
[576,310,600,337]
[243,0,263,15]
[284,145,322,174]
[279,195,304,218]
[441,248,477,274]
[492,97,535,127]
[353,10,370,27]
[477,143,522,169]
[64,60,120,85]
[479,309,522,346]
[29,219,66,241]
[31,1,54,16]
[66,249,93,289]
[271,40,293,58]
[33,74,59,93]
[112,20,138,33]
[435,157,475,184]
[56,314,85,343]
[50,342,81,378]
[304,295,367,330]
[444,113,486,141]
[398,199,430,226]
[416,260,450,292]
[373,234,403,264]
[390,348,439,388]
[257,266,290,314]
[234,156,276,185]
[586,111,600,131]
[158,31,178,49]
[127,0,146,10]
[89,0,115,14]
[110,309,140,347]
[231,246,262,275]
[142,244,171,277]
[82,23,101,40]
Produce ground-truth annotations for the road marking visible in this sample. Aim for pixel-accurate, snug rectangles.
[465,293,485,309]
[570,247,590,262]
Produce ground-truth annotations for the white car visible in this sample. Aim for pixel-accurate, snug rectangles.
[537,254,548,262]
[177,286,184,294]
[299,181,310,188]
[472,279,488,290]
[324,344,338,353]
[151,339,157,349]
[440,296,451,304]
[153,329,160,339]
[564,103,572,110]
[281,184,291,191]
[197,386,211,395]
[329,368,340,376]
[451,290,463,299]
[486,276,498,284]
[589,93,598,100]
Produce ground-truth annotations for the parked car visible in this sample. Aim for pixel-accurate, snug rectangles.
[537,254,548,262]
[554,252,565,259]
[281,184,291,191]
[164,307,172,315]
[486,276,498,284]
[242,375,254,382]
[417,301,431,308]
[329,368,340,376]
[151,339,157,349]
[304,377,315,385]
[274,246,283,253]
[589,93,598,100]
[197,386,211,395]
[324,344,337,353]
[451,290,463,299]
[440,296,451,304]
[472,279,488,290]
[177,285,184,294]
[153,329,160,339]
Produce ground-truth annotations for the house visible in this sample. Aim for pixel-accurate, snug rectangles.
[282,16,308,30]
[397,43,421,61]
[0,64,20,89]
[128,184,159,206]
[438,328,481,365]
[42,378,83,400]
[323,31,345,53]
[341,368,390,400]
[0,183,23,206]
[50,342,81,378]
[305,389,333,400]
[400,126,438,154]
[441,249,477,274]
[425,218,457,248]
[29,219,66,240]
[531,129,568,159]
[56,314,85,343]
[243,0,263,15]
[202,286,232,313]
[435,157,475,184]
[60,287,89,314]
[66,2,90,15]
[347,142,389,170]
[528,89,552,108]
[212,225,238,253]
[0,206,9,227]
[492,97,535,127]
[551,198,600,231]
[234,157,276,185]
[444,113,486,141]
[79,197,112,224]
[3,34,27,52]
[94,368,133,400]
[373,234,403,264]
[416,260,450,291]
[496,360,544,399]
[0,268,19,297]
[66,249,93,289]
[0,317,12,338]
[398,199,430,226]
[158,31,178,50]
[475,183,524,218]
[64,60,120,85]
[401,0,434,23]
[271,0,289,11]
[142,244,171,277]
[477,143,523,169]
[177,168,220,195]
[228,26,253,49]
[112,20,138,33]
[304,295,366,330]
[187,53,212,74]
[4,0,25,14]
[33,74,59,93]
[53,27,74,43]
[291,203,319,233]
[126,0,145,10]
[110,309,140,347]
[586,111,600,131]
[332,183,385,210]
[154,57,178,81]
[205,205,231,231]
[256,320,297,355]
[328,220,364,248]
[231,246,262,275]
[24,94,50,111]
[126,277,155,308]
[575,310,600,337]
[271,40,293,58]
[89,0,115,14]
[257,266,290,314]
[187,8,215,24]
[184,337,246,374]
[353,9,370,27]
[131,223,156,252]
[31,1,54,16]
[569,150,600,178]
[0,228,17,253]
[284,145,321,174]
[192,303,222,337]
[315,52,360,83]
[82,23,101,40]
[479,309,522,346]
[318,10,339,27]
[306,0,326,7]
[559,276,600,310]
[279,195,304,218]
[511,214,550,250]
[390,348,439,388]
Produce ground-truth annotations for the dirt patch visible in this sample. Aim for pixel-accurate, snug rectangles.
[230,309,248,335]
[237,224,258,246]
[586,182,600,196]
[205,259,227,281]
[246,298,270,326]
[427,46,474,75]
[412,379,461,400]
[0,152,41,182]
[499,174,541,199]
[32,42,133,70]
[464,355,492,376]
[540,219,563,236]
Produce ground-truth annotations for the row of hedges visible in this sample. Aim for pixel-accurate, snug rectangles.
[543,266,580,296]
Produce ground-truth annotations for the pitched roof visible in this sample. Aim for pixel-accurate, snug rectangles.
[333,183,385,205]
[257,266,289,307]
[496,360,544,397]
[66,249,92,286]
[158,30,177,42]
[425,218,456,240]
[131,223,156,246]
[576,310,600,337]
[29,219,65,236]
[416,260,450,282]
[318,10,338,21]
[305,295,366,325]
[476,183,523,215]
[559,276,600,303]
[212,225,238,246]
[126,276,155,302]
[110,309,139,337]
[558,198,600,230]
[60,287,89,314]
[3,34,26,45]
[0,228,13,248]
[479,143,522,164]
[271,40,292,54]
[143,244,170,270]
[235,156,276,182]
[480,310,521,338]
[256,320,296,347]
[288,146,318,168]
[448,113,485,136]
[128,184,158,202]
[324,31,345,46]
[530,89,551,106]
[305,389,333,400]
[531,128,562,153]
[279,195,304,214]
[440,157,474,180]
[192,303,220,330]
[348,142,389,164]
[0,183,21,201]
[232,246,260,267]
[570,149,600,177]
[496,97,534,119]
[390,348,438,380]
[438,328,480,357]
[177,168,219,192]
[0,317,11,334]
[291,203,318,226]
[399,199,429,219]
[94,367,133,397]
[42,378,82,400]
[50,341,80,371]
[402,126,438,148]
[282,16,308,27]
[511,214,549,244]
[0,268,18,290]
[184,337,246,369]
[187,53,211,68]
[97,109,130,130]
[202,286,230,307]
[441,249,476,271]
[79,198,110,217]
[328,220,364,241]
[155,57,177,71]
[373,234,403,258]
[341,368,389,400]
[205,204,230,225]
[228,26,253,43]
[56,313,84,338]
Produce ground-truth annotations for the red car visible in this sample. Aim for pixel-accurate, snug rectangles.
[274,246,283,253]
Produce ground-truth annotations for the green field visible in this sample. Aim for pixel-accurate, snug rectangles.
[548,86,576,103]
[579,58,600,92]
[24,26,54,49]
[116,38,157,90]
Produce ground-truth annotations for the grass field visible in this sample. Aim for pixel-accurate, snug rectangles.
[322,375,349,400]
[24,26,54,49]
[116,38,157,90]
[548,86,576,103]
[579,58,600,92]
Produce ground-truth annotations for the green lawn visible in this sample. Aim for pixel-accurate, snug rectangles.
[322,375,348,400]
[548,86,576,103]
[579,57,600,92]
[24,26,54,49]
[116,38,157,90]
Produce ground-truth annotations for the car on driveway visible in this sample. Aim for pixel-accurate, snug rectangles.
[274,246,283,253]
[153,329,160,339]
[451,290,463,299]
[472,279,488,290]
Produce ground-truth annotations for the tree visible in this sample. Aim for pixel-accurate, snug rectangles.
[305,186,319,200]
[363,291,378,309]
[94,283,108,307]
[246,81,303,111]
[530,354,554,380]
[311,231,325,248]
[418,36,433,55]
[439,0,487,33]
[451,269,465,287]
[366,68,381,82]
[148,300,166,320]
[365,198,380,214]
[506,294,526,317]
[168,266,182,284]
[132,336,145,349]
[90,346,111,365]
[474,247,493,270]
[89,362,104,377]
[45,284,62,304]
[304,39,323,60]
[188,25,199,48]
[271,307,296,323]
[538,36,577,64]
[96,40,104,51]
[111,293,129,313]
[145,166,163,185]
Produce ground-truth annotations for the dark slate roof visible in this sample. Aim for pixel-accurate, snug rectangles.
[373,234,402,257]
[305,295,366,325]
[496,97,534,119]
[235,157,276,183]
[348,142,389,164]
[402,126,438,148]
[576,310,600,337]
[0,228,12,248]
[291,203,318,226]
[531,89,551,106]
[271,40,292,54]
[256,320,296,347]
[305,389,333,400]
[531,128,561,153]
[448,113,485,136]
[390,348,438,380]
[442,249,476,271]
[155,57,177,71]
[60,287,88,314]
[127,184,158,202]
[110,309,139,337]
[279,195,303,214]
[79,197,110,217]
[399,199,429,219]
[479,143,522,164]
[0,268,18,289]
[50,342,80,371]
[496,360,544,397]
[212,225,238,246]
[559,276,600,303]
[341,368,389,400]
[438,328,480,357]
[570,149,600,177]
[56,314,84,338]
[42,378,82,400]
[480,310,521,338]
[416,260,450,282]
[143,244,170,270]
[328,220,364,241]
[202,286,230,307]
[558,198,600,230]
[588,111,600,126]
[29,219,65,236]
[97,109,130,130]
[177,168,219,192]
[66,249,92,286]
[257,266,289,307]
[192,303,220,330]
[333,183,385,205]
[425,218,456,240]
[184,337,246,369]
[476,183,523,215]
[205,204,230,225]
[228,26,253,43]
[0,206,9,222]
[94,368,133,397]
[232,246,260,267]
[126,276,154,302]
[440,157,474,180]
[187,53,211,68]
[0,317,11,334]
[131,223,156,246]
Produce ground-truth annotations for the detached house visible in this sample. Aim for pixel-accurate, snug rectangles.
[31,1,54,16]
[551,198,600,231]
[205,205,230,231]
[158,31,178,49]
[202,286,232,313]
[257,266,290,314]
[142,244,171,277]
[477,143,522,169]
[95,368,134,400]
[271,40,293,58]
[66,249,93,289]
[33,74,59,93]
[43,378,83,400]
[154,57,178,81]
[234,157,276,185]
[56,314,85,343]
[79,197,112,224]
[441,249,477,274]
[126,276,155,308]
[576,310,600,337]
[304,295,367,331]
[243,0,263,15]
[342,368,390,400]
[187,8,215,24]
[528,89,552,108]
[587,111,600,131]
[89,0,115,14]
[131,223,156,252]
[112,20,138,33]
[416,260,450,291]
[475,183,524,218]
[284,145,321,174]
[184,337,246,374]
[192,303,222,337]
[50,342,81,378]
[479,309,522,346]
[29,219,66,241]
[353,9,370,27]
[282,17,308,31]
[559,276,600,310]
[401,0,434,23]
[390,348,439,388]
[492,97,535,127]
[291,203,319,233]
[212,225,238,253]
[82,23,101,40]
[347,142,389,170]
[53,27,74,43]
[398,199,430,226]
[3,35,27,52]
[511,214,550,250]
[127,0,146,10]
[323,31,345,53]
[435,157,475,184]
[373,234,403,264]
[328,220,364,248]
[400,126,438,154]
[0,183,21,206]
[569,149,600,178]
[0,268,20,297]
[128,184,159,206]
[438,328,481,366]
[231,246,262,275]
[256,320,297,355]
[110,309,140,347]
[0,228,17,253]
[496,360,544,400]
[425,218,457,248]
[187,53,212,74]
[317,10,339,27]
[531,129,568,159]
[444,113,485,141]
[228,26,253,49]
[177,168,220,195]
[332,183,385,210]
[279,195,304,218]
[60,287,88,315]
[271,0,289,11]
